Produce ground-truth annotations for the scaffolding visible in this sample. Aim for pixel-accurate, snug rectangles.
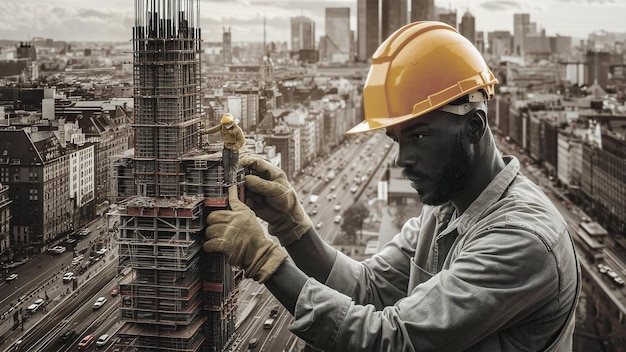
[132,0,203,198]
[113,1,241,351]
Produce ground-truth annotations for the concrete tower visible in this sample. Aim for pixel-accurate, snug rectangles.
[291,16,316,51]
[459,10,476,46]
[114,1,241,351]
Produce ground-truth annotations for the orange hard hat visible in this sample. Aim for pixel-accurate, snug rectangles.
[348,21,498,134]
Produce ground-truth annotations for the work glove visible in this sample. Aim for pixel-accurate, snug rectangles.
[203,186,288,283]
[240,156,313,247]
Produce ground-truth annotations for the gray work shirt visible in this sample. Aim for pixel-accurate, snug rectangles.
[289,156,581,351]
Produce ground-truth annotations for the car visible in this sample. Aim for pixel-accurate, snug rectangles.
[71,255,84,266]
[270,305,279,318]
[111,288,120,297]
[93,296,107,310]
[248,337,259,348]
[49,245,67,254]
[334,215,342,224]
[58,329,76,343]
[5,273,18,282]
[77,335,95,350]
[96,333,111,347]
[26,298,45,314]
[333,204,341,212]
[263,317,276,329]
[62,272,75,283]
[315,222,323,230]
[95,248,108,256]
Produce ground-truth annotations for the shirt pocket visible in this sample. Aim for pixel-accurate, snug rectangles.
[408,257,435,293]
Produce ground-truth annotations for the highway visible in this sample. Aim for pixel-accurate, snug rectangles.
[0,216,121,352]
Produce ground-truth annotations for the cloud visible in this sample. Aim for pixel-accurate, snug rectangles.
[555,0,620,4]
[478,1,524,11]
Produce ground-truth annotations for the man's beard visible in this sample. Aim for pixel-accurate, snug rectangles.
[405,133,472,206]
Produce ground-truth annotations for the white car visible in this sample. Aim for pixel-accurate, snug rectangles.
[334,215,342,224]
[93,296,107,310]
[5,273,18,282]
[62,272,74,283]
[95,333,110,346]
[49,245,67,254]
[26,298,45,314]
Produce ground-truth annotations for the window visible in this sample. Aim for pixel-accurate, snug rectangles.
[29,170,38,182]
[29,188,38,201]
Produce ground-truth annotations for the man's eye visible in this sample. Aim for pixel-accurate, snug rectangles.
[411,134,425,142]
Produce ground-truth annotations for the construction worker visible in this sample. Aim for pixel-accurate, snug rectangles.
[203,22,580,351]
[200,113,245,185]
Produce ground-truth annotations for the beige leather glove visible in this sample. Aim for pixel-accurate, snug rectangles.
[203,186,288,283]
[240,156,313,246]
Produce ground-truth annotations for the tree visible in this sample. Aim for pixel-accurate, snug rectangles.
[341,202,370,244]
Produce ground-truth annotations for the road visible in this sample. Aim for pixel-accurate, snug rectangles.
[0,215,120,352]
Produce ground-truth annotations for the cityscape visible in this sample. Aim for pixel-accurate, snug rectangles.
[0,0,624,351]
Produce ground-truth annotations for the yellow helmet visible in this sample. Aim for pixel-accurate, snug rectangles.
[348,21,498,134]
[221,113,234,125]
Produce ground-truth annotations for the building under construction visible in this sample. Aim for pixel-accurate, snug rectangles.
[112,1,243,351]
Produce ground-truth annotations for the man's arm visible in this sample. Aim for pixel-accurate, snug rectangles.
[233,126,245,150]
[284,227,336,282]
[264,228,336,314]
[264,259,308,314]
[200,124,221,136]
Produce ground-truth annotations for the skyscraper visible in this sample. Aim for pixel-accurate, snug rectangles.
[513,13,531,55]
[459,10,476,46]
[114,1,240,351]
[291,16,316,51]
[223,27,232,64]
[325,7,352,63]
[381,0,408,41]
[357,0,379,62]
[410,0,434,22]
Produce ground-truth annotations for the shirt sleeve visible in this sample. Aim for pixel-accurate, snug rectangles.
[200,124,221,135]
[289,228,559,352]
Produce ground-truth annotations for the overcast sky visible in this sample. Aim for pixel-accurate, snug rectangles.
[0,0,624,44]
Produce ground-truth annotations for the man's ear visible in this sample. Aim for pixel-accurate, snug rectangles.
[467,109,487,143]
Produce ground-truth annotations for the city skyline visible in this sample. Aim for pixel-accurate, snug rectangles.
[0,0,624,44]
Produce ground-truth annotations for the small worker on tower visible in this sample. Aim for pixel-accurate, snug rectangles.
[200,113,245,185]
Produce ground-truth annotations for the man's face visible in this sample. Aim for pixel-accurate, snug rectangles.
[385,111,472,206]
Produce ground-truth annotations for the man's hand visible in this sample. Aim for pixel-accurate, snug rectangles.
[203,186,288,283]
[240,156,313,246]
